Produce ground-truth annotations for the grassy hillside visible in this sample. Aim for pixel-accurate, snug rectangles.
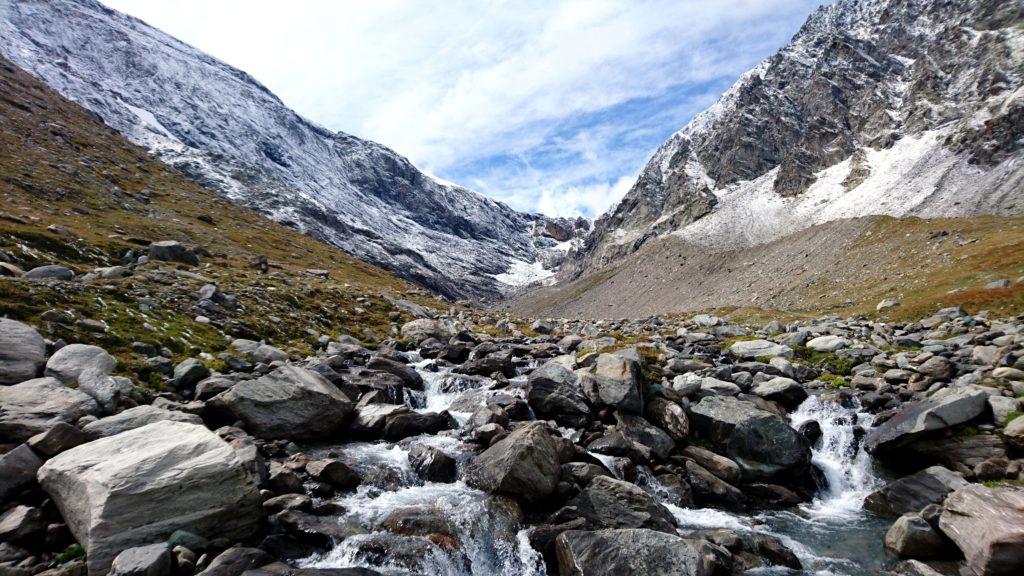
[0,56,444,376]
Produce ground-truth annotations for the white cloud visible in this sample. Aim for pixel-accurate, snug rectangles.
[101,0,822,217]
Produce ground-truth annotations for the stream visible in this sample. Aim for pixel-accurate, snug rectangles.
[298,360,896,575]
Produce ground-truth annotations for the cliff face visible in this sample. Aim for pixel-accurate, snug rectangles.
[567,0,1024,278]
[0,0,580,300]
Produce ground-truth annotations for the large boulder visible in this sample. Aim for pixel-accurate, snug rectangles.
[806,335,850,352]
[728,340,792,359]
[584,354,643,413]
[149,241,199,266]
[0,377,100,442]
[885,513,947,558]
[466,422,560,503]
[44,344,116,385]
[864,387,990,453]
[527,361,592,427]
[82,405,203,439]
[615,412,675,461]
[209,365,353,440]
[939,485,1024,576]
[555,529,718,576]
[751,377,808,411]
[400,319,455,343]
[688,396,810,481]
[864,466,968,518]
[37,420,261,575]
[0,319,46,385]
[561,476,677,533]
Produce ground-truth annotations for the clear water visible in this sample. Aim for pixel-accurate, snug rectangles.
[302,372,894,575]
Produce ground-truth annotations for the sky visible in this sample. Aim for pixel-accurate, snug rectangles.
[101,0,823,218]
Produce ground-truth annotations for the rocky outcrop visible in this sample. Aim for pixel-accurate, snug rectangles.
[37,420,262,575]
[209,365,353,440]
[688,396,810,480]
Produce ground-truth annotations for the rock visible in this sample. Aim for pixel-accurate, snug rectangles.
[685,460,744,505]
[916,356,954,380]
[615,412,675,460]
[806,335,850,352]
[171,359,211,391]
[898,559,946,576]
[382,411,454,441]
[209,365,353,440]
[0,319,47,385]
[984,279,1013,289]
[0,505,44,543]
[585,354,643,413]
[0,444,43,502]
[37,420,261,575]
[22,264,75,281]
[884,513,947,558]
[864,387,990,453]
[82,405,203,439]
[366,357,424,389]
[527,361,591,427]
[109,543,171,576]
[688,396,810,481]
[400,319,455,343]
[696,377,741,398]
[750,377,808,410]
[988,396,1020,426]
[644,398,689,442]
[555,529,718,576]
[729,339,793,359]
[466,422,560,503]
[939,484,1024,576]
[26,422,86,456]
[877,299,901,311]
[0,377,100,442]
[45,343,116,385]
[196,547,271,576]
[149,241,199,266]
[864,466,968,518]
[560,476,677,532]
[305,460,360,491]
[1004,416,1024,450]
[408,445,457,483]
[681,445,741,483]
[78,365,137,414]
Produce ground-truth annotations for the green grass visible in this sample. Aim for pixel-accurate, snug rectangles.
[818,373,848,388]
[1005,411,1023,425]
[792,346,855,376]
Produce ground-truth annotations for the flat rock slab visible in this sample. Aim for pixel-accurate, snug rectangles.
[939,484,1024,576]
[38,420,261,575]
[864,387,989,453]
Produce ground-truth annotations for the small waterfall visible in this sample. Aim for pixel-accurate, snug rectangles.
[788,394,881,520]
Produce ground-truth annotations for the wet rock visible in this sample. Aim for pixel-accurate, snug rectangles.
[693,528,801,571]
[864,466,968,518]
[688,396,810,481]
[558,476,677,532]
[680,445,741,483]
[379,506,457,540]
[109,543,171,576]
[0,444,43,502]
[466,422,560,503]
[45,344,116,385]
[209,366,353,440]
[527,361,592,427]
[685,460,744,506]
[348,404,408,438]
[584,354,643,413]
[865,387,990,453]
[382,411,455,441]
[305,459,360,491]
[82,405,203,439]
[555,528,719,576]
[885,513,948,558]
[196,547,271,576]
[645,397,689,442]
[37,421,262,575]
[0,377,100,442]
[0,319,47,385]
[149,240,199,266]
[408,445,457,483]
[939,484,1024,576]
[366,357,423,389]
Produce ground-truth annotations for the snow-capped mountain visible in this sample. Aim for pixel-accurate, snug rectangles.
[0,0,584,300]
[566,0,1023,277]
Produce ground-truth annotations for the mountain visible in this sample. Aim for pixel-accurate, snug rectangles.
[0,0,584,301]
[565,0,1023,278]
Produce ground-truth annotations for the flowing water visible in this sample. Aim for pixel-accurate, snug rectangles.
[301,362,894,575]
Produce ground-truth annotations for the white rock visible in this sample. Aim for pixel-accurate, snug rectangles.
[44,344,116,385]
[806,335,851,352]
[728,339,793,359]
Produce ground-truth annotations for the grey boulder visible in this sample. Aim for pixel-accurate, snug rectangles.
[864,387,990,453]
[0,377,100,442]
[863,466,968,518]
[527,361,591,427]
[939,484,1024,576]
[728,340,792,359]
[556,528,718,576]
[0,319,47,385]
[688,396,810,481]
[584,354,643,413]
[82,405,203,439]
[109,543,171,576]
[45,343,116,384]
[209,365,353,440]
[37,420,261,575]
[561,476,677,533]
[466,422,560,503]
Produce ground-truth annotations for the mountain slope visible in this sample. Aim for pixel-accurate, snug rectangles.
[0,52,442,364]
[0,0,579,301]
[566,0,1024,277]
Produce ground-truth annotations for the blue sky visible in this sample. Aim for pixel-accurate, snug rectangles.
[103,0,824,218]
